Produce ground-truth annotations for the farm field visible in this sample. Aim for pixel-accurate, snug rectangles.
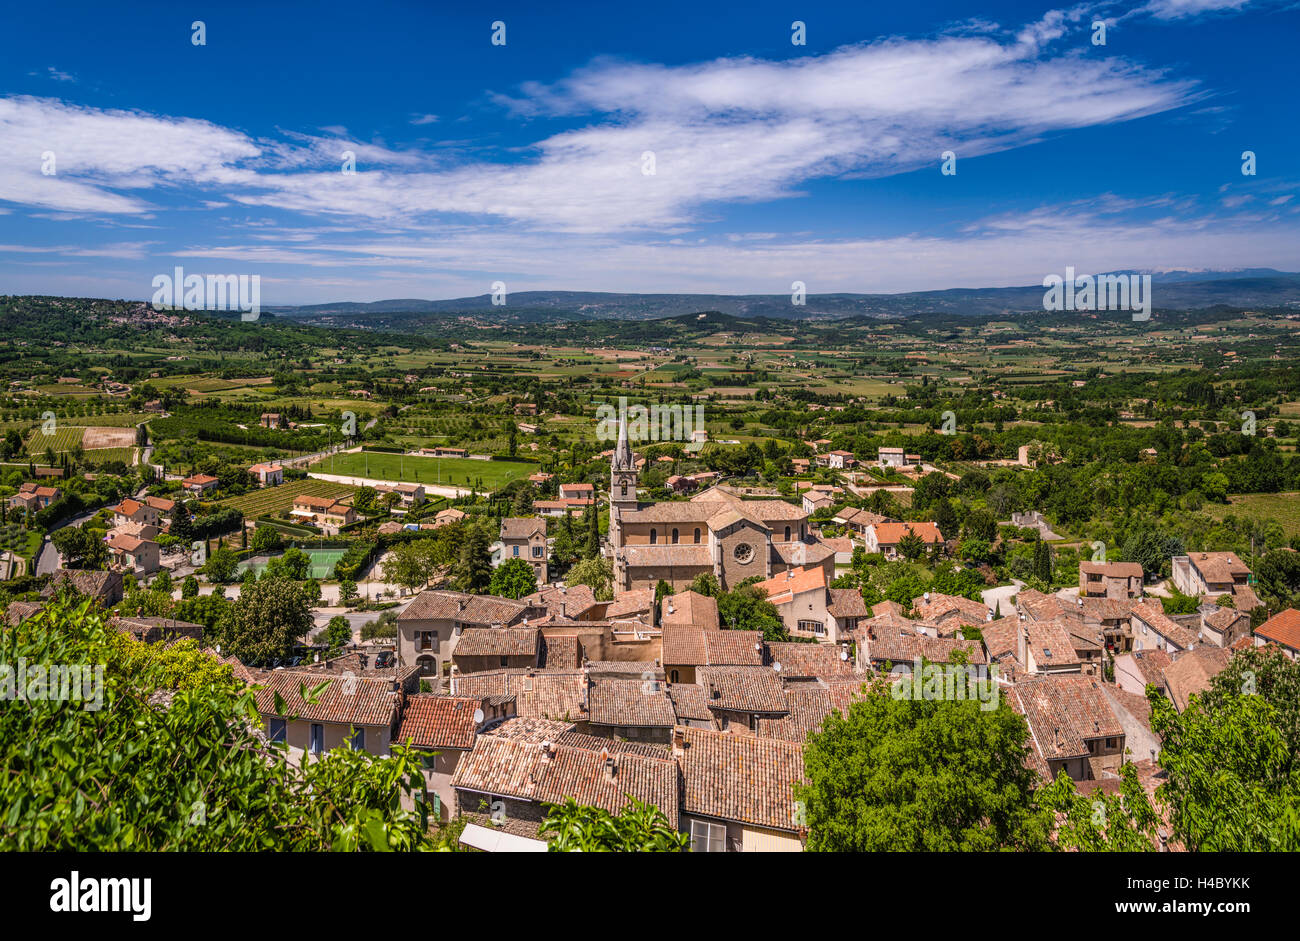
[315,450,536,489]
[25,425,137,454]
[216,480,357,517]
[1202,491,1300,538]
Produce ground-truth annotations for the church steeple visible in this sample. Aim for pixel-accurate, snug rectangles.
[610,404,639,544]
[612,404,635,472]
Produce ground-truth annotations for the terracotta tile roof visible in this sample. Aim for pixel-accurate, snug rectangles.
[827,588,868,620]
[115,498,144,516]
[667,683,713,722]
[1011,674,1124,762]
[454,628,540,658]
[450,669,587,721]
[523,584,599,619]
[451,736,679,820]
[1163,647,1232,712]
[398,590,529,626]
[756,565,826,605]
[1188,551,1251,585]
[869,521,944,545]
[981,616,1021,663]
[675,727,806,832]
[500,517,546,540]
[621,544,714,568]
[662,627,763,666]
[1026,618,1081,669]
[661,590,719,628]
[755,679,867,742]
[1125,648,1174,688]
[766,642,856,678]
[1256,608,1300,651]
[1080,561,1143,577]
[554,730,669,758]
[1131,600,1199,650]
[772,539,836,568]
[1079,596,1136,621]
[41,569,121,600]
[1203,605,1246,633]
[603,588,655,619]
[4,601,44,626]
[1015,589,1069,622]
[911,592,989,624]
[254,670,400,728]
[396,695,481,749]
[698,665,788,714]
[1231,585,1262,612]
[858,623,987,666]
[540,634,581,670]
[484,716,575,742]
[588,676,676,728]
[144,496,175,512]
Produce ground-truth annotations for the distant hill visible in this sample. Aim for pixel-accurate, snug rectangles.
[269,271,1300,322]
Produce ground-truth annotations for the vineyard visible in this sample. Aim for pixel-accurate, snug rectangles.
[217,480,356,517]
[316,450,535,490]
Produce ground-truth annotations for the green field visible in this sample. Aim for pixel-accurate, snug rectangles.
[216,479,357,517]
[1203,491,1300,538]
[24,426,84,454]
[314,451,535,490]
[239,548,347,580]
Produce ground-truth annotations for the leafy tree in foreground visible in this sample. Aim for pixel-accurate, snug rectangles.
[0,598,432,850]
[540,798,689,852]
[1036,764,1160,851]
[488,557,538,600]
[451,525,493,593]
[799,676,1049,851]
[1150,646,1300,851]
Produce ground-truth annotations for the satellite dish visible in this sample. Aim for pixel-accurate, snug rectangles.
[473,708,485,724]
[773,661,782,672]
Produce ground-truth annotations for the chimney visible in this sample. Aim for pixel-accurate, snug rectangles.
[602,752,617,782]
[672,727,686,757]
[540,740,554,762]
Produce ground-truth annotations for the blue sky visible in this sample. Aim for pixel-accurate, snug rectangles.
[1,0,1297,304]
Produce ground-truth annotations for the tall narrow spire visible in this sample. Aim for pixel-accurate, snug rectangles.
[613,402,634,471]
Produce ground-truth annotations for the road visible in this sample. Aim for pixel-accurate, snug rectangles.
[981,579,1025,620]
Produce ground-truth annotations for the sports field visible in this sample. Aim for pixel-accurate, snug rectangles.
[239,548,347,580]
[314,451,535,490]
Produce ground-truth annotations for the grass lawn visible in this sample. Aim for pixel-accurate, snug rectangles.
[314,451,535,490]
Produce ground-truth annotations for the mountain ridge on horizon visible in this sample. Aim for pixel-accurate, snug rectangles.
[266,269,1300,321]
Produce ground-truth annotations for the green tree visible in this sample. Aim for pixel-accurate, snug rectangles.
[251,526,283,554]
[224,576,313,664]
[322,614,352,656]
[540,797,689,852]
[1036,763,1160,851]
[897,527,926,562]
[202,546,240,584]
[180,574,200,599]
[717,581,787,641]
[451,525,493,593]
[568,556,614,601]
[489,558,538,600]
[1149,646,1300,851]
[688,572,721,597]
[799,676,1049,851]
[0,598,433,851]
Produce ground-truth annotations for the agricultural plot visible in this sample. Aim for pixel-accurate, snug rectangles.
[316,451,535,490]
[25,425,136,454]
[24,426,83,454]
[1202,492,1300,538]
[216,480,357,517]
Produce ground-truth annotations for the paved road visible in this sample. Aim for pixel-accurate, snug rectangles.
[982,579,1025,619]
